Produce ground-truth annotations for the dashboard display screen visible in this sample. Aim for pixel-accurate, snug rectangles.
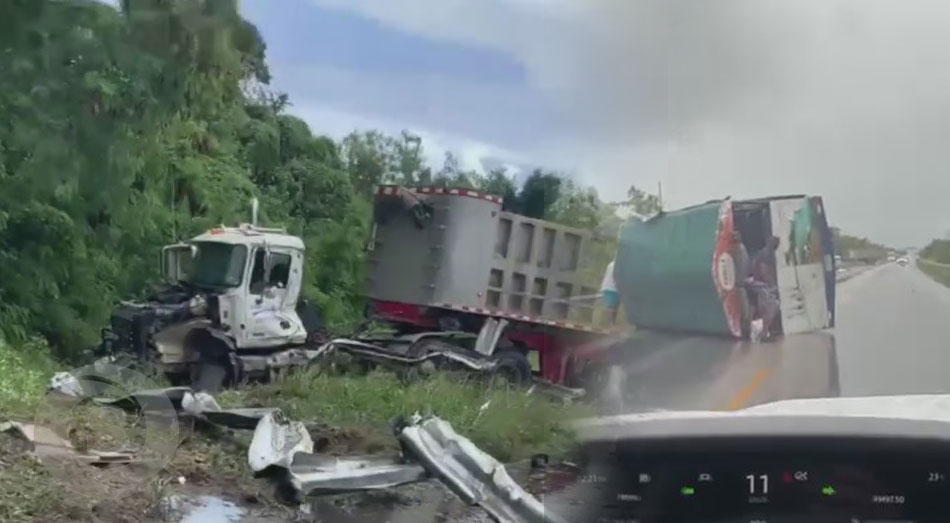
[543,447,950,523]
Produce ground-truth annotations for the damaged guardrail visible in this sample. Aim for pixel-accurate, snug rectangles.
[397,414,569,523]
[41,373,568,523]
[268,337,586,402]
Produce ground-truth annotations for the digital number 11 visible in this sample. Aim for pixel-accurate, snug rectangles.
[746,474,769,494]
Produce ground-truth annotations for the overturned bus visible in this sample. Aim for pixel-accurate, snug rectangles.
[614,195,836,339]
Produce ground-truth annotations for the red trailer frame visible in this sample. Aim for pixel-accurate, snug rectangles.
[368,299,615,385]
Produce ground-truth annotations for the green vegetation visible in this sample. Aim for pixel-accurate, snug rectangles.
[0,0,633,357]
[0,456,64,523]
[917,239,950,287]
[221,369,590,462]
[0,2,607,521]
[921,239,950,264]
[831,227,889,261]
[0,340,57,418]
[918,258,950,287]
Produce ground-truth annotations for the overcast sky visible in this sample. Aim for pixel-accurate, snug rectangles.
[239,0,950,247]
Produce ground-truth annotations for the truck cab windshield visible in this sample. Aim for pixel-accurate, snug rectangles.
[186,242,248,289]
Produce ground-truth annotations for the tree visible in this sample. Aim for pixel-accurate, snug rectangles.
[340,130,390,197]
[479,168,518,210]
[516,170,563,219]
[0,0,373,349]
[0,0,628,353]
[615,184,663,217]
[545,181,602,230]
[921,239,950,263]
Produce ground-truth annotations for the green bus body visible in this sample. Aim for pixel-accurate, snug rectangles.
[614,196,836,338]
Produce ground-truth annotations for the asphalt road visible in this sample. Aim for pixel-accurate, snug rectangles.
[603,259,950,414]
[835,258,950,397]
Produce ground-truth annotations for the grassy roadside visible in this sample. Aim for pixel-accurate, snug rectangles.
[221,369,590,462]
[917,258,950,287]
[0,339,587,521]
[0,339,58,419]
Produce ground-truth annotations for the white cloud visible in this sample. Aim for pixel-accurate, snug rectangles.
[290,102,526,176]
[295,0,950,246]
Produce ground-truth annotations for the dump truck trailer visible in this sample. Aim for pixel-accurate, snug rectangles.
[366,185,618,385]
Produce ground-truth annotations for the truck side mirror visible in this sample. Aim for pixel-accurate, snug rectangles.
[161,243,193,284]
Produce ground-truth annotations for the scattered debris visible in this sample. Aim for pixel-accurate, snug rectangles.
[247,410,313,472]
[48,371,84,398]
[32,371,570,522]
[92,386,192,412]
[182,391,221,415]
[286,453,428,497]
[397,415,569,523]
[203,408,277,430]
[0,420,136,466]
[474,318,508,356]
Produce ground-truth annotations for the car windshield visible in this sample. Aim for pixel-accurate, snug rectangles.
[186,242,247,289]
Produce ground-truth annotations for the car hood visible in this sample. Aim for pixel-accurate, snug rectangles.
[574,394,950,430]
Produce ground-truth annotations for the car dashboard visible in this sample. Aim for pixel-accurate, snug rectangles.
[548,412,950,523]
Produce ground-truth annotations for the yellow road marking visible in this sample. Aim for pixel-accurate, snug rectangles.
[727,368,772,410]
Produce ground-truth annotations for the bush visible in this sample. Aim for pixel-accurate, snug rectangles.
[0,339,57,417]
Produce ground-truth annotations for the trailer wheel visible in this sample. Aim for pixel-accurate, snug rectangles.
[490,350,532,387]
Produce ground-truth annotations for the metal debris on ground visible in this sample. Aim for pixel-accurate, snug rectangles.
[316,337,585,401]
[285,452,428,497]
[92,386,193,412]
[396,414,568,523]
[181,391,221,415]
[38,370,567,522]
[247,410,313,472]
[0,420,136,465]
[202,407,277,430]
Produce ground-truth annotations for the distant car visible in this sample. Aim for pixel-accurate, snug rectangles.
[897,257,909,266]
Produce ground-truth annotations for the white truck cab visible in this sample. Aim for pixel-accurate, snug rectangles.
[160,223,308,366]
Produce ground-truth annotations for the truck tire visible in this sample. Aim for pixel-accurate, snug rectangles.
[184,329,233,393]
[490,350,532,387]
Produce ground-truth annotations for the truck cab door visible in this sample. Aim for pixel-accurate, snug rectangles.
[241,246,307,347]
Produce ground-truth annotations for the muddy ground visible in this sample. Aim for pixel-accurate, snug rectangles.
[0,413,581,523]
